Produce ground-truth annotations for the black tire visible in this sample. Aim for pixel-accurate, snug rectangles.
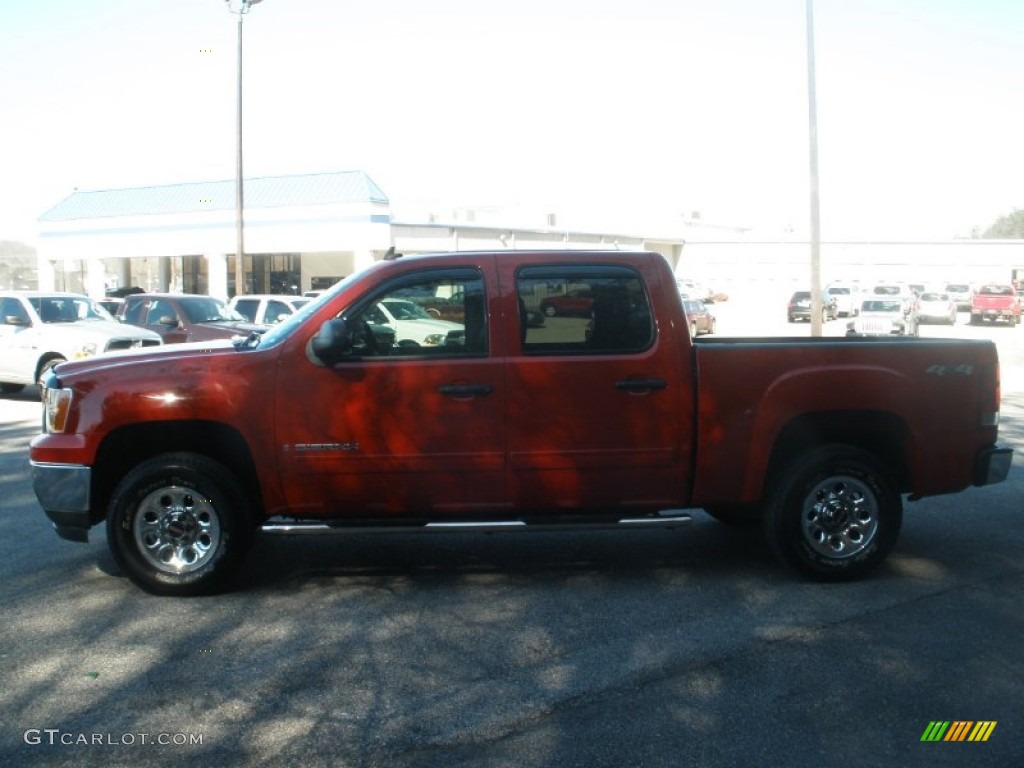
[36,356,65,390]
[106,452,254,596]
[763,444,902,581]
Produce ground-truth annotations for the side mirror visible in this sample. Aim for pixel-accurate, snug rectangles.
[311,318,354,365]
[4,315,30,327]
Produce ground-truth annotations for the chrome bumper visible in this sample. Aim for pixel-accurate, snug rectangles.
[30,461,93,542]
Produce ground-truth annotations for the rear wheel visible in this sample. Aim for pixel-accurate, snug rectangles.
[106,452,254,595]
[764,445,902,581]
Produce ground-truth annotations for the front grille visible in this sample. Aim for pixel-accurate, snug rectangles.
[860,320,894,335]
[105,338,162,352]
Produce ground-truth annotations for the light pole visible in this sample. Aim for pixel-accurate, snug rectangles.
[806,0,823,336]
[224,0,263,297]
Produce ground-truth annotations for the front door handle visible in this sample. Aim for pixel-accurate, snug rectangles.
[437,384,493,397]
[615,378,668,392]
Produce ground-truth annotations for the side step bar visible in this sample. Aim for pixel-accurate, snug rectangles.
[261,511,694,536]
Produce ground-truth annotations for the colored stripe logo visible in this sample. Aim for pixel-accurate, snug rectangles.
[921,721,997,742]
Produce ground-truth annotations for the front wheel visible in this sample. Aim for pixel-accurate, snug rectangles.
[106,452,254,595]
[763,445,902,581]
[37,356,65,391]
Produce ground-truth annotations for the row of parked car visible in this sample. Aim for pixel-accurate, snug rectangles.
[0,286,477,394]
[1,290,310,393]
[786,280,1021,336]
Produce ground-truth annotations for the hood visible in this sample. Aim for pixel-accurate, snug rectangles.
[52,339,238,381]
[63,319,163,343]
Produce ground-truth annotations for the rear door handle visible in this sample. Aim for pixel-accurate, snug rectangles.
[437,384,493,397]
[615,378,668,392]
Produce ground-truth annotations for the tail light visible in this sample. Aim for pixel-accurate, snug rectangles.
[978,359,1001,427]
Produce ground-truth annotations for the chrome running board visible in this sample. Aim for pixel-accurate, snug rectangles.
[260,511,693,536]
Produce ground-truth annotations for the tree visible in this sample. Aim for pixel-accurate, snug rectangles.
[982,209,1024,239]
[0,240,37,289]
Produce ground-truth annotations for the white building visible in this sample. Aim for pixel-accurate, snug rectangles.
[37,170,1024,300]
[36,170,686,300]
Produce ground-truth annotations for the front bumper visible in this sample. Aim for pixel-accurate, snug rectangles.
[30,461,93,542]
[974,444,1014,486]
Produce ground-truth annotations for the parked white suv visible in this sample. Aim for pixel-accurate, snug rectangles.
[227,294,310,325]
[364,298,464,346]
[0,291,162,393]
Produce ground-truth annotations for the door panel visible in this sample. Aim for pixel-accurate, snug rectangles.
[504,263,690,512]
[275,269,507,518]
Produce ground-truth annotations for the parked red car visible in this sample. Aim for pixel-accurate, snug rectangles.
[117,293,264,343]
[539,289,594,317]
[682,299,716,335]
[970,284,1020,326]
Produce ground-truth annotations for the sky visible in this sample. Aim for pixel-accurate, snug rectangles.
[1,0,1022,246]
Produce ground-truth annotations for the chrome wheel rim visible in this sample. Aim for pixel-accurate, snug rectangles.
[800,474,879,560]
[133,486,222,573]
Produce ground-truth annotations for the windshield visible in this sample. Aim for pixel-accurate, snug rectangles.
[862,300,902,313]
[30,295,113,323]
[978,285,1013,296]
[242,273,362,349]
[177,297,244,323]
[381,299,434,320]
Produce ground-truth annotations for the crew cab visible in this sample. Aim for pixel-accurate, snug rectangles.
[970,284,1020,326]
[0,291,161,393]
[29,251,1012,595]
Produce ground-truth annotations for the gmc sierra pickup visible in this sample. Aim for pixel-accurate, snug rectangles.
[29,251,1013,594]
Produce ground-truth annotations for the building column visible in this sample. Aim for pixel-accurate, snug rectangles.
[353,249,376,273]
[206,253,229,301]
[85,257,106,299]
[37,256,56,292]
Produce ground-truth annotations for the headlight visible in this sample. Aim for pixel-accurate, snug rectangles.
[72,342,99,359]
[43,387,74,433]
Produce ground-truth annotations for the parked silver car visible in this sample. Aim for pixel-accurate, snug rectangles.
[915,291,957,325]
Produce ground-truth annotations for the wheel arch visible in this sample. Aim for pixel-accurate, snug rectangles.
[90,420,264,525]
[763,410,912,497]
[35,353,67,382]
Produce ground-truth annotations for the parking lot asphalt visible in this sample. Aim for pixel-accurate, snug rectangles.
[1,313,1022,768]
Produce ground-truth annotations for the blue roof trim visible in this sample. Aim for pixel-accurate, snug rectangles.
[40,171,389,222]
[40,214,392,238]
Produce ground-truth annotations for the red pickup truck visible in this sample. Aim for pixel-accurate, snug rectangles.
[970,284,1021,325]
[30,251,1013,595]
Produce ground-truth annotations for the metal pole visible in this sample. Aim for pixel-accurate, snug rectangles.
[233,10,246,296]
[807,0,823,336]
